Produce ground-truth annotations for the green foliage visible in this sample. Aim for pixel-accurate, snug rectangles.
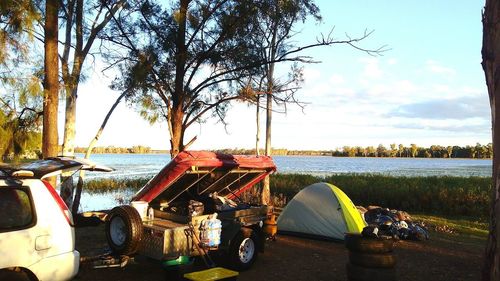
[74,145,152,154]
[0,1,43,161]
[412,214,488,237]
[215,144,494,158]
[0,0,41,78]
[0,81,43,160]
[83,177,150,193]
[270,173,492,220]
[103,0,262,124]
[333,143,493,159]
[84,173,492,220]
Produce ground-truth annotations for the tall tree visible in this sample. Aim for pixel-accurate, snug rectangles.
[0,0,39,71]
[245,0,384,204]
[102,0,272,157]
[58,0,125,207]
[482,0,500,280]
[42,0,59,160]
[104,0,383,162]
[1,1,43,160]
[60,0,125,157]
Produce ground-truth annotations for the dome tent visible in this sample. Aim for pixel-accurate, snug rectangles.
[277,182,366,241]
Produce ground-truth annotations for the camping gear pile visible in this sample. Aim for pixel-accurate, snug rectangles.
[360,207,429,241]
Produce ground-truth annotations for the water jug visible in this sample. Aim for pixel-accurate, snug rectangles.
[200,214,221,247]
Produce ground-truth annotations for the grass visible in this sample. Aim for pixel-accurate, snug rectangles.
[83,177,150,192]
[81,173,491,241]
[82,173,492,221]
[270,173,492,220]
[412,214,489,238]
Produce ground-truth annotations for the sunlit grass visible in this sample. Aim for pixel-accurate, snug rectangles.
[83,173,492,220]
[412,214,489,238]
[83,177,150,192]
[271,173,491,219]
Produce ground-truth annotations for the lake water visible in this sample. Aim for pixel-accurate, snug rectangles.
[79,153,492,179]
[75,154,492,211]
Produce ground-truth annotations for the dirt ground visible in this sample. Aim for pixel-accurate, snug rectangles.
[73,224,485,281]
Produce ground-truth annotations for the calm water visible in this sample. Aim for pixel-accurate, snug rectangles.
[79,153,492,179]
[75,154,492,211]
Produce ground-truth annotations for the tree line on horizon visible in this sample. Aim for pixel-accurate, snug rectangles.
[215,143,494,159]
[3,142,492,160]
[74,145,152,154]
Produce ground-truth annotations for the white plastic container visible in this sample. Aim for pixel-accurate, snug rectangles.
[200,213,222,247]
[130,201,149,221]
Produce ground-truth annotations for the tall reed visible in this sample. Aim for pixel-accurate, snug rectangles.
[271,173,491,219]
[82,173,491,219]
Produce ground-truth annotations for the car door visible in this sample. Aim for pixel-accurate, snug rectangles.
[0,184,39,269]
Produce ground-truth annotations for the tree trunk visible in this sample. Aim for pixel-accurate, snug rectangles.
[170,0,189,158]
[60,86,78,207]
[482,1,500,280]
[256,95,260,156]
[262,90,272,205]
[170,107,185,158]
[262,17,278,206]
[42,0,59,161]
[60,0,83,207]
[62,87,78,156]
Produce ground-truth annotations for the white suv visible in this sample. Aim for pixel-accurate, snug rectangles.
[0,157,111,281]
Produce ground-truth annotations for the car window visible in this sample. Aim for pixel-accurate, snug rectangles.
[0,188,34,232]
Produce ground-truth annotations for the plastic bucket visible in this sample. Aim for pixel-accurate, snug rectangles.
[130,201,148,221]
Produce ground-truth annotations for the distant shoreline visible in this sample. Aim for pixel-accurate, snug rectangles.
[73,151,492,160]
[73,144,493,159]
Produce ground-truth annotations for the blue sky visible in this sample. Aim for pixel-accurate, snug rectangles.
[72,0,489,151]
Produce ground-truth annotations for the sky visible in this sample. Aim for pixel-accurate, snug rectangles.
[71,0,489,151]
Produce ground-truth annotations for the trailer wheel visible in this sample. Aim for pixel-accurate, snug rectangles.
[228,228,258,271]
[105,205,143,255]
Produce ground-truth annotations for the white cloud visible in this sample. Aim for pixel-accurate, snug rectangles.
[302,67,322,82]
[359,57,384,79]
[329,74,345,84]
[393,80,417,95]
[426,60,456,76]
[387,58,398,65]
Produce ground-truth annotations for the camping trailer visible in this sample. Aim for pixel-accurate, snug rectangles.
[105,151,276,270]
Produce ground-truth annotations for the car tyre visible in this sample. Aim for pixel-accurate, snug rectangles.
[228,228,258,271]
[348,252,396,268]
[346,262,397,281]
[345,233,394,254]
[0,270,31,281]
[105,205,143,255]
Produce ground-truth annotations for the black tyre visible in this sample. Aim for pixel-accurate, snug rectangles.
[346,262,397,281]
[0,270,31,281]
[345,233,394,253]
[228,228,258,271]
[348,252,396,268]
[105,205,143,255]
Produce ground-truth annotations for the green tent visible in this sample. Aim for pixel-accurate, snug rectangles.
[277,182,366,241]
